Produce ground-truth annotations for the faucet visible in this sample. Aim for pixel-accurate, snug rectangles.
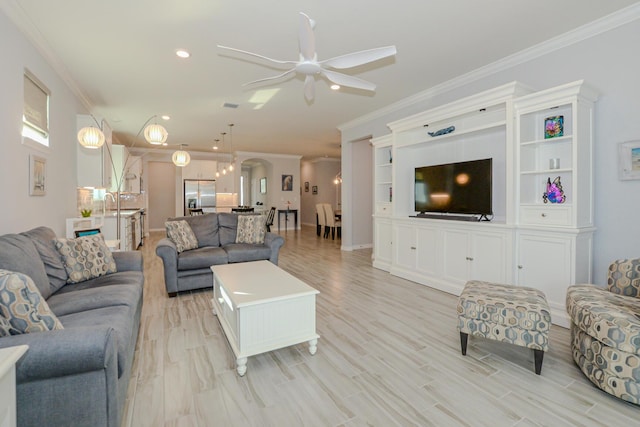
[104,192,116,209]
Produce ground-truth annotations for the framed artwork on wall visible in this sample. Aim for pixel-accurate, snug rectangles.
[618,140,640,180]
[304,181,309,192]
[312,185,318,195]
[260,177,267,194]
[282,174,293,191]
[29,154,46,196]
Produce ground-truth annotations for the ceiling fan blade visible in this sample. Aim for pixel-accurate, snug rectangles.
[218,45,297,66]
[242,68,296,86]
[321,69,377,92]
[320,45,397,69]
[299,13,316,61]
[304,75,315,101]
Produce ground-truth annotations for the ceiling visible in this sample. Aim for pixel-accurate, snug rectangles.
[4,1,638,160]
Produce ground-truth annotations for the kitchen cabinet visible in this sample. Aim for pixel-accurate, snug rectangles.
[101,210,141,251]
[77,115,112,188]
[183,160,217,180]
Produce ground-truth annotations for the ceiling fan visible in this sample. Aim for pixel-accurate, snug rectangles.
[218,12,397,101]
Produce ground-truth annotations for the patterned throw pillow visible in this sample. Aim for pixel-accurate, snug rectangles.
[165,220,199,253]
[0,315,12,337]
[54,234,118,284]
[0,269,64,334]
[236,214,266,244]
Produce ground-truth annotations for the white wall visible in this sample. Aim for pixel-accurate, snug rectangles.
[340,14,640,284]
[148,161,177,230]
[0,11,85,236]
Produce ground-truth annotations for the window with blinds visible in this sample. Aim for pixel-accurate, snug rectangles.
[22,70,50,147]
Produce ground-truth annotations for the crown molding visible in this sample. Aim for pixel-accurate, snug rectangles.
[236,151,302,160]
[339,3,640,132]
[0,0,94,112]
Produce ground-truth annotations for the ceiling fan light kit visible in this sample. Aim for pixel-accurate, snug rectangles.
[218,12,396,101]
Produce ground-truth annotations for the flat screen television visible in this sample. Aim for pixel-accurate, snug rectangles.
[414,158,492,217]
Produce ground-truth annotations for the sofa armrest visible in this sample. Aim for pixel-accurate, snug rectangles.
[0,326,117,382]
[156,238,179,295]
[112,251,143,272]
[264,232,285,265]
[607,258,640,297]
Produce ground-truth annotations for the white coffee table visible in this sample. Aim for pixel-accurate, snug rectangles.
[210,260,319,376]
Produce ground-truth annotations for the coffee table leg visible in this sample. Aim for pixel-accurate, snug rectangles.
[236,357,248,376]
[308,339,318,355]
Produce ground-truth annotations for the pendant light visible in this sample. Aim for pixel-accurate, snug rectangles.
[144,123,168,145]
[172,144,191,167]
[214,139,221,178]
[220,132,227,174]
[228,123,235,172]
[77,126,105,149]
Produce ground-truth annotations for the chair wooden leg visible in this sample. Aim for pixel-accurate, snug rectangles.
[534,349,544,375]
[331,227,335,240]
[323,226,330,238]
[460,332,468,355]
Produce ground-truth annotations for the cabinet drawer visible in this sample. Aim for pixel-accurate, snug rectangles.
[520,205,572,226]
[213,282,238,340]
[376,203,391,215]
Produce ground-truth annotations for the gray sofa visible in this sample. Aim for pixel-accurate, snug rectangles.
[0,226,143,427]
[156,212,285,297]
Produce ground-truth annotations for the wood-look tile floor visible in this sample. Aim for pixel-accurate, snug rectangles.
[122,227,638,427]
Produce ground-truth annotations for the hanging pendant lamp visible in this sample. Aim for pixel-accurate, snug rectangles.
[172,144,191,167]
[228,123,235,172]
[144,123,168,145]
[77,126,105,149]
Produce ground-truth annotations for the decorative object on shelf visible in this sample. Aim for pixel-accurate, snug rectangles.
[428,125,455,137]
[617,140,640,180]
[304,181,309,192]
[312,185,318,195]
[29,154,46,196]
[543,176,566,204]
[282,174,293,191]
[544,115,564,139]
[549,158,560,170]
[80,209,92,218]
[389,149,392,164]
[389,186,392,202]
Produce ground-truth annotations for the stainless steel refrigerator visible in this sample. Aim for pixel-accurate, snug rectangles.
[184,180,216,215]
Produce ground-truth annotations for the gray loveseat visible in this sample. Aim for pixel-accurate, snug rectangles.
[156,212,284,297]
[0,226,143,427]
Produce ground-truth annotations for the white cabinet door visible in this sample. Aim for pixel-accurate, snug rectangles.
[183,160,217,180]
[442,229,470,287]
[373,218,392,271]
[517,232,572,310]
[415,225,440,277]
[470,230,510,283]
[393,223,416,271]
[443,227,510,286]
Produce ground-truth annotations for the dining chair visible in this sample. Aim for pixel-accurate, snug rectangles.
[323,203,341,240]
[189,208,204,216]
[265,207,276,232]
[316,204,327,238]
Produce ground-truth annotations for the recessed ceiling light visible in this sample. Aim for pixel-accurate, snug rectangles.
[213,146,218,150]
[161,115,170,121]
[330,84,340,91]
[175,49,190,59]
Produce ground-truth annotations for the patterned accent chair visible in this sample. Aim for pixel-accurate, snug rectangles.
[457,280,551,374]
[566,258,640,405]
